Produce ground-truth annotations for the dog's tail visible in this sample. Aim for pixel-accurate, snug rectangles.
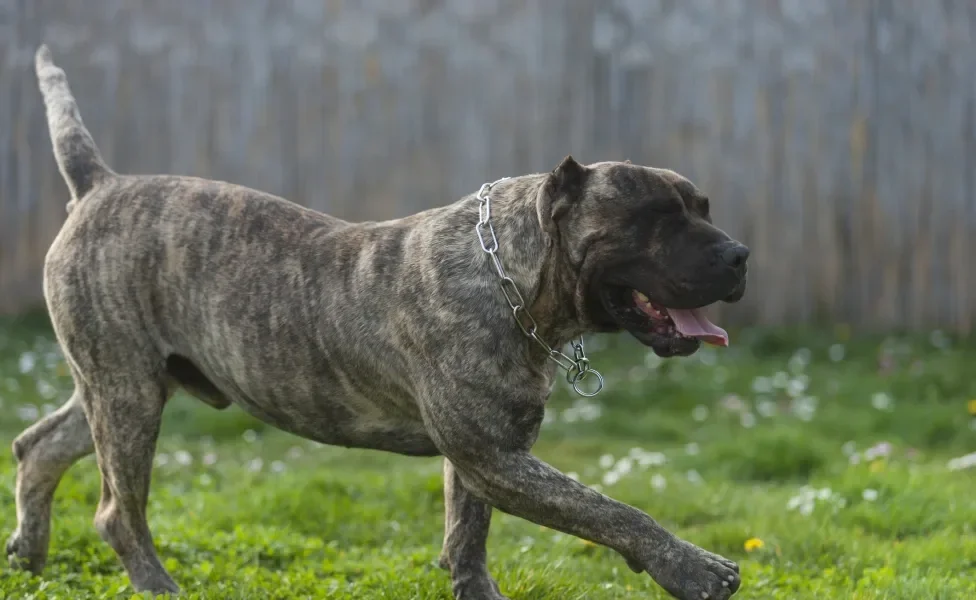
[35,44,114,210]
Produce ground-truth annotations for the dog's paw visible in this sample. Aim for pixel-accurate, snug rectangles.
[6,529,45,574]
[452,577,510,600]
[644,537,740,600]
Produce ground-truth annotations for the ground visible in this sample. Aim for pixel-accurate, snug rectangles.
[0,313,974,599]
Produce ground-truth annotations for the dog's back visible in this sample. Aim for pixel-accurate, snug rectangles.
[36,45,444,458]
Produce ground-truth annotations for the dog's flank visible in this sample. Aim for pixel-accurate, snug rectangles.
[35,44,114,211]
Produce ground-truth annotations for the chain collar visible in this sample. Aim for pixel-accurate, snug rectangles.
[474,177,604,397]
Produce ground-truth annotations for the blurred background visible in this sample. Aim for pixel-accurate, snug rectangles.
[2,0,975,333]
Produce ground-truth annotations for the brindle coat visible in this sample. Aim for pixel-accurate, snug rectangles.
[7,46,749,600]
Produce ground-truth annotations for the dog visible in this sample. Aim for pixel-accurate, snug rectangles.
[7,45,749,600]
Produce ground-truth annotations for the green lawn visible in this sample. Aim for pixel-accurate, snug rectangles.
[1,313,975,599]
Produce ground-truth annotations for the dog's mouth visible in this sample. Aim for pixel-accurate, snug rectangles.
[602,287,729,355]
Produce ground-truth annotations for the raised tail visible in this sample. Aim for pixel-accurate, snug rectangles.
[35,44,114,209]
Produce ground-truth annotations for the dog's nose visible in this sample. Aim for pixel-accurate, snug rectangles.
[720,242,750,269]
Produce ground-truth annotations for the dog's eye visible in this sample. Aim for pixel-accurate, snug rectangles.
[652,197,684,214]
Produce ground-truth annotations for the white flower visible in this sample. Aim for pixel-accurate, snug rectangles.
[756,399,777,418]
[602,471,621,486]
[18,352,36,374]
[772,371,789,389]
[786,378,807,398]
[721,394,745,412]
[576,400,603,422]
[247,458,263,472]
[650,474,667,491]
[271,460,286,473]
[685,442,700,456]
[686,470,704,485]
[740,412,756,428]
[242,429,258,443]
[871,392,894,411]
[863,442,892,461]
[637,451,667,467]
[613,458,633,476]
[287,446,303,460]
[789,348,811,374]
[155,453,170,467]
[792,396,818,422]
[566,472,580,481]
[202,452,218,466]
[828,344,845,362]
[174,450,192,466]
[947,452,976,471]
[862,489,879,502]
[599,454,614,469]
[842,441,857,456]
[692,405,709,422]
[36,380,58,400]
[751,376,772,394]
[17,405,39,422]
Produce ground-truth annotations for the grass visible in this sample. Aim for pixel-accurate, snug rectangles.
[0,312,975,599]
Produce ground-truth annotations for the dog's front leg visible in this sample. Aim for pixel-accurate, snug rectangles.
[425,388,740,600]
[452,449,739,599]
[438,459,508,600]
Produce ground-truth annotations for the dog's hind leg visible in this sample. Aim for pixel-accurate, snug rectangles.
[83,366,179,595]
[6,389,94,573]
[438,459,509,600]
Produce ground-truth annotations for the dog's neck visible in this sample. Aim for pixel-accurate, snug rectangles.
[468,175,585,349]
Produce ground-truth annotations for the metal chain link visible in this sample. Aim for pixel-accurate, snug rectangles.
[475,178,604,397]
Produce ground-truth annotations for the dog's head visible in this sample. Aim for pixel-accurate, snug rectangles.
[538,156,749,357]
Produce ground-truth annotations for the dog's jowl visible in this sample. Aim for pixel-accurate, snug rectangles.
[7,46,748,600]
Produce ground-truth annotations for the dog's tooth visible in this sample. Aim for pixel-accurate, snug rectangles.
[635,291,650,304]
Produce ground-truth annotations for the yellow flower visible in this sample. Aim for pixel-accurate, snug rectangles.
[869,460,885,473]
[744,538,764,552]
[967,399,976,416]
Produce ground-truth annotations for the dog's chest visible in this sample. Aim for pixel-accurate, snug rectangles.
[208,359,438,456]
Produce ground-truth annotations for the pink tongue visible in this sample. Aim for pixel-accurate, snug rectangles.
[666,308,729,347]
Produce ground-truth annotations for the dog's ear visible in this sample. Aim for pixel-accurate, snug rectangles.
[536,155,589,240]
[623,159,632,164]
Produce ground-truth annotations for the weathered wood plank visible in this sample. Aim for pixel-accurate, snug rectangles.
[1,0,974,333]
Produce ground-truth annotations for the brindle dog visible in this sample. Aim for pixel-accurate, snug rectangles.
[7,46,749,600]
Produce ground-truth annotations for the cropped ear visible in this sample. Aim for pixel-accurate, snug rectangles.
[536,155,589,240]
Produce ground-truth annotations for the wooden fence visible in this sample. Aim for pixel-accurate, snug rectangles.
[1,0,974,332]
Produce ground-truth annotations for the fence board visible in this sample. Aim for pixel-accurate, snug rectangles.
[1,0,975,333]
